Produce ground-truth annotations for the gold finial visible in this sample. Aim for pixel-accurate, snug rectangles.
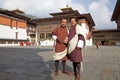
[66,0,69,7]
[17,7,19,10]
[66,4,69,7]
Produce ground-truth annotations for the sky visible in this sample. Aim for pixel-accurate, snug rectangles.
[0,0,117,30]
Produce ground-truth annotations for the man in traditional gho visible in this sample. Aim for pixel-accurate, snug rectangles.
[52,19,70,76]
[68,18,93,80]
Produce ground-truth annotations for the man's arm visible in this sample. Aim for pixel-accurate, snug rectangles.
[87,27,94,40]
[77,35,85,49]
[57,37,68,44]
[52,27,67,44]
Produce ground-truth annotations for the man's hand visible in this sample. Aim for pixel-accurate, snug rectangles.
[87,27,94,40]
[63,37,68,44]
[76,47,81,50]
[91,27,95,32]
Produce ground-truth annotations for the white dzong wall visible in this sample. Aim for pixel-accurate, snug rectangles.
[0,25,27,40]
[81,23,93,46]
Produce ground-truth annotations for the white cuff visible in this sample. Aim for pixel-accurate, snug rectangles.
[77,40,84,48]
[52,35,57,40]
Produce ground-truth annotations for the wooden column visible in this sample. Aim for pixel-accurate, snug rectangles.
[44,32,46,40]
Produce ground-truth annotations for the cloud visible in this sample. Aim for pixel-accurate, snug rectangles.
[69,0,87,14]
[0,0,67,18]
[0,0,86,17]
[0,0,117,29]
[89,0,116,29]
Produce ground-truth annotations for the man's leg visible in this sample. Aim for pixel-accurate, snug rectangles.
[73,62,81,80]
[76,62,81,73]
[76,62,81,80]
[62,60,66,72]
[73,62,77,80]
[54,60,59,76]
[73,62,77,75]
[62,60,71,75]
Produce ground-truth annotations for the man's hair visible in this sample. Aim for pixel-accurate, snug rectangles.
[61,18,67,22]
[70,17,77,21]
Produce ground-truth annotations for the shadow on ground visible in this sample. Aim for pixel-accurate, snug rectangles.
[0,47,53,80]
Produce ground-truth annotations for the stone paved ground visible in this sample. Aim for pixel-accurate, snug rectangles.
[0,46,120,80]
[0,46,52,80]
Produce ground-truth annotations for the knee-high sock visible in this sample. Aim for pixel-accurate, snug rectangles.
[73,62,77,74]
[76,62,81,73]
[55,60,59,71]
[62,60,66,72]
[73,62,81,73]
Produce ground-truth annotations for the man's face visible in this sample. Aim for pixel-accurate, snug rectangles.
[71,18,77,26]
[61,19,67,28]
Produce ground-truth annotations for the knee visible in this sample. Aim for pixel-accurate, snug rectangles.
[55,60,59,63]
[73,62,80,64]
[62,60,66,62]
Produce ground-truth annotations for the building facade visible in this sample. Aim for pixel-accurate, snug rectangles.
[0,8,37,46]
[93,29,120,46]
[12,8,37,44]
[93,0,120,46]
[0,7,95,46]
[111,0,120,29]
[27,20,37,44]
[35,7,95,46]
